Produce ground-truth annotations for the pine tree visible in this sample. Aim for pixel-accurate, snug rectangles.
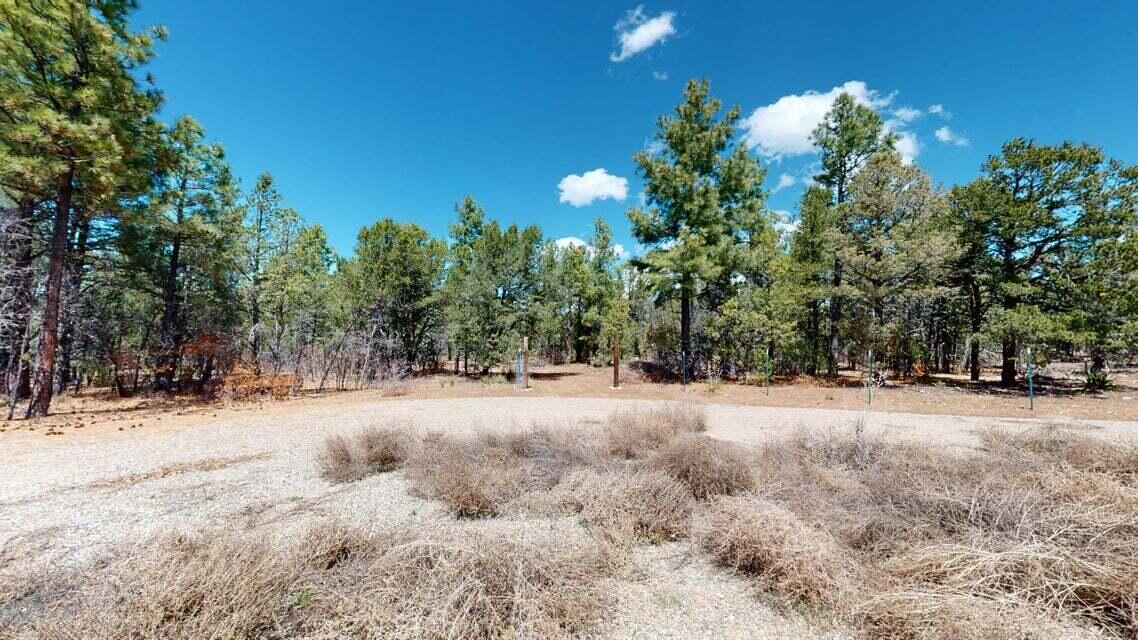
[811,93,895,376]
[967,139,1137,386]
[628,79,766,379]
[835,152,958,373]
[0,0,163,416]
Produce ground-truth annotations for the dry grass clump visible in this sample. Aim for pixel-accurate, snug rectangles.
[15,521,612,640]
[886,540,1138,634]
[730,421,1138,637]
[703,495,860,610]
[405,434,535,518]
[27,534,298,639]
[319,424,410,483]
[296,524,610,639]
[859,589,1093,640]
[982,425,1138,481]
[604,404,706,458]
[553,468,693,544]
[650,434,755,499]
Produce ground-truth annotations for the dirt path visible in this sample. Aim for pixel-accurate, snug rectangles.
[2,365,1136,451]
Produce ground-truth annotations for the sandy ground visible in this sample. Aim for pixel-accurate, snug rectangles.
[4,393,1137,637]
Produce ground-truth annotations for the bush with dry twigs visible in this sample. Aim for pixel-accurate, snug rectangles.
[604,404,706,458]
[9,521,612,640]
[650,434,755,499]
[702,495,861,610]
[319,424,410,483]
[552,468,693,544]
[713,423,1138,638]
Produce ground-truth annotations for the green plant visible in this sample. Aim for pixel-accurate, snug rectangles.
[1083,369,1115,392]
[291,587,313,608]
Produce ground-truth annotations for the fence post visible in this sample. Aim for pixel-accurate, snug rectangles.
[866,349,874,406]
[521,337,530,387]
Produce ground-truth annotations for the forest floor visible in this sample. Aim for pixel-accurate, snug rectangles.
[3,366,1138,638]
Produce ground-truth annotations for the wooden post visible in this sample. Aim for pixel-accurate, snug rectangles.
[612,340,620,389]
[522,336,529,390]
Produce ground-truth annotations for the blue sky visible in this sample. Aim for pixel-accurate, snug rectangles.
[136,1,1137,256]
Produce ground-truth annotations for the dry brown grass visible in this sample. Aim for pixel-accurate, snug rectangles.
[552,468,693,544]
[24,534,297,639]
[404,434,530,518]
[858,589,1092,640]
[10,521,612,640]
[319,424,409,483]
[12,407,1137,639]
[706,422,1138,637]
[87,453,272,490]
[703,495,861,610]
[295,524,610,639]
[650,434,755,499]
[604,404,706,458]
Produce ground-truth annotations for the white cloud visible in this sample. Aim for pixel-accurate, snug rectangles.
[610,6,676,62]
[771,173,796,194]
[772,210,799,238]
[555,237,630,260]
[893,130,921,164]
[554,236,587,251]
[934,126,969,147]
[891,107,922,124]
[644,139,665,156]
[557,168,629,207]
[740,80,895,160]
[652,70,668,80]
[929,104,952,119]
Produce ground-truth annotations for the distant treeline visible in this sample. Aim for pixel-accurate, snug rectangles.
[2,2,1136,416]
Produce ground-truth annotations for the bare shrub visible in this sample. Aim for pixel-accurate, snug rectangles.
[553,468,693,544]
[319,424,409,483]
[31,534,297,639]
[604,404,706,459]
[703,495,860,609]
[19,522,612,640]
[859,589,1093,640]
[405,434,534,517]
[982,426,1138,481]
[887,541,1138,632]
[749,422,1138,636]
[650,434,755,499]
[480,424,606,484]
[295,524,610,639]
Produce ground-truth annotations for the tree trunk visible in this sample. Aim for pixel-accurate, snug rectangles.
[805,299,819,376]
[681,275,692,381]
[155,229,182,391]
[827,258,842,376]
[57,216,90,393]
[967,281,982,382]
[26,169,74,418]
[3,198,36,400]
[1000,339,1017,387]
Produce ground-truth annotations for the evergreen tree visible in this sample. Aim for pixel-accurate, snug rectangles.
[0,0,163,415]
[811,93,895,375]
[835,152,958,373]
[627,79,767,379]
[966,139,1137,386]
